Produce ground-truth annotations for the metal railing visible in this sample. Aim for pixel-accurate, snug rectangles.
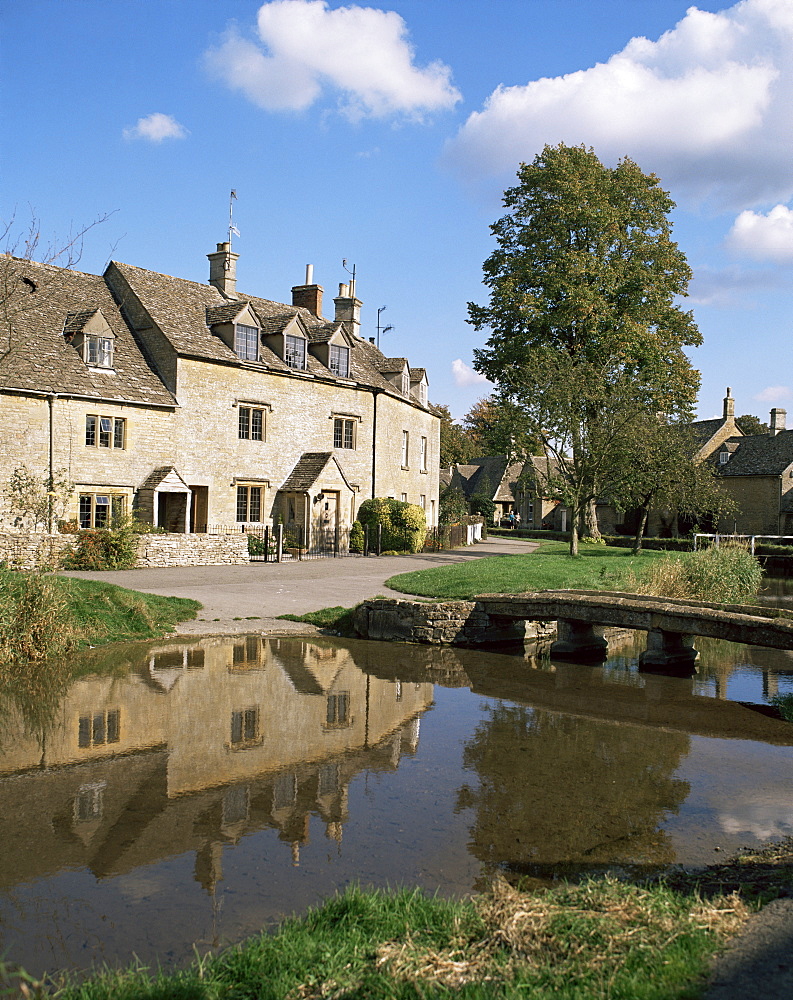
[693,533,793,556]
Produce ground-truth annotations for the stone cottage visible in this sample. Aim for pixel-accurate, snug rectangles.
[0,244,440,545]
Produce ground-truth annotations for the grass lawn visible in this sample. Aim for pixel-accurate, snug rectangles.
[386,540,676,600]
[8,876,751,1000]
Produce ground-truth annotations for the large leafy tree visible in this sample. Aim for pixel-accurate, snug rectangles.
[462,396,542,460]
[435,404,475,468]
[469,144,701,554]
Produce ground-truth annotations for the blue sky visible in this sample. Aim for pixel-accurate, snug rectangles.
[2,0,792,422]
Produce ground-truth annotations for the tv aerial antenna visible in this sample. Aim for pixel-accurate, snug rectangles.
[376,305,393,350]
[342,258,356,298]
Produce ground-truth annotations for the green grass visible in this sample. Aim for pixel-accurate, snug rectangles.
[386,541,674,600]
[277,605,356,633]
[0,569,200,658]
[27,878,745,1000]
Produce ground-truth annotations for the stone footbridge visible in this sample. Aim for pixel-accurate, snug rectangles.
[353,589,793,674]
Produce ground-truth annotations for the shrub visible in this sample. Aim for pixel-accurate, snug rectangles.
[350,520,364,553]
[62,516,141,570]
[247,534,269,556]
[0,571,77,663]
[635,544,762,604]
[438,486,469,525]
[357,498,427,553]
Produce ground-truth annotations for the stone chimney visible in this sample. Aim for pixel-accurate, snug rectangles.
[723,387,735,419]
[207,242,239,298]
[291,264,323,318]
[770,408,787,435]
[334,282,362,336]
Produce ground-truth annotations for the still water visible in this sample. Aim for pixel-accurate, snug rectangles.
[1,629,792,979]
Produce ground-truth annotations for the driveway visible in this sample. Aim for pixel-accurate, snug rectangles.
[61,535,538,636]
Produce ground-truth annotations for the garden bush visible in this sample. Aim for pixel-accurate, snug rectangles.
[357,498,427,553]
[349,520,364,553]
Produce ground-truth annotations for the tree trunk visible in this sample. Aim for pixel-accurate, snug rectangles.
[569,506,579,556]
[584,497,601,540]
[632,505,649,555]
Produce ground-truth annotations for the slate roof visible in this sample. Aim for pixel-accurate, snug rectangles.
[689,418,728,450]
[451,456,517,502]
[280,452,334,491]
[106,261,426,402]
[714,431,793,476]
[0,257,176,406]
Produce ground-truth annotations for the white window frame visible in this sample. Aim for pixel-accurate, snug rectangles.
[333,417,356,449]
[285,334,307,370]
[84,334,114,368]
[401,430,409,469]
[329,344,350,378]
[239,405,266,441]
[235,323,260,361]
[420,435,428,472]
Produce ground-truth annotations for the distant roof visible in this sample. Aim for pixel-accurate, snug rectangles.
[715,431,793,476]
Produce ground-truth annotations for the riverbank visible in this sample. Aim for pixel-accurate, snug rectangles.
[2,868,768,999]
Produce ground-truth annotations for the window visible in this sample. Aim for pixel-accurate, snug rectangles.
[329,344,350,378]
[420,494,426,509]
[235,323,259,361]
[401,372,409,396]
[401,430,409,468]
[401,493,408,503]
[239,406,265,441]
[85,414,125,449]
[420,436,427,472]
[325,692,350,728]
[719,451,730,464]
[230,707,260,747]
[84,334,114,368]
[232,636,262,668]
[78,709,120,748]
[236,485,263,522]
[334,417,355,449]
[79,493,125,528]
[285,334,306,370]
[74,782,106,821]
[418,383,427,406]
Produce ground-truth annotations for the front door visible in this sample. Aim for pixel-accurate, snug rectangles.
[319,492,339,552]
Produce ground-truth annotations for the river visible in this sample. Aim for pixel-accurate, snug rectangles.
[0,624,791,980]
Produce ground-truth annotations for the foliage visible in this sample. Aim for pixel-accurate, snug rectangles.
[610,418,735,552]
[0,571,77,664]
[50,879,744,1000]
[469,144,701,557]
[2,464,74,531]
[463,395,542,459]
[634,544,762,604]
[469,490,497,521]
[350,520,364,553]
[247,533,270,556]
[435,403,475,467]
[356,497,427,553]
[62,516,141,570]
[438,485,470,525]
[770,693,793,723]
[736,413,770,436]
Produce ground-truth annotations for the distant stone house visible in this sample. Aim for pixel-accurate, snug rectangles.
[0,243,440,543]
[449,455,575,528]
[696,389,793,536]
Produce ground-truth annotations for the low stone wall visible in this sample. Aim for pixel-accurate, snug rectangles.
[134,533,249,567]
[353,597,555,646]
[0,532,77,570]
[0,532,249,570]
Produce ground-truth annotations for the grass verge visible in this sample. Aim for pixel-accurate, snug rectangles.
[385,541,675,600]
[6,876,751,999]
[276,605,356,633]
[0,569,200,661]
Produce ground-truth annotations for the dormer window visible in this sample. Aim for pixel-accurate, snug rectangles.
[285,334,306,370]
[85,334,114,368]
[719,451,730,464]
[235,323,259,361]
[329,344,350,378]
[401,371,409,396]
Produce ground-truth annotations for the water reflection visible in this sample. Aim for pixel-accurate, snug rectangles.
[0,632,792,980]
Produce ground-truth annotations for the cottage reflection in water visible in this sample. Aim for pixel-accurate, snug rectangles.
[0,637,432,895]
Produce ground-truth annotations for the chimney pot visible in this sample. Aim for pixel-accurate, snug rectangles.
[770,408,787,435]
[723,387,735,420]
[207,242,239,298]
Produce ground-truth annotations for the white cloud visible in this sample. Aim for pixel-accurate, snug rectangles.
[446,0,793,209]
[205,0,460,121]
[726,204,793,261]
[687,264,785,306]
[755,385,792,402]
[123,113,188,143]
[451,359,489,387]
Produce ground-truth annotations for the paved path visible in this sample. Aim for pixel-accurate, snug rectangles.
[61,535,538,635]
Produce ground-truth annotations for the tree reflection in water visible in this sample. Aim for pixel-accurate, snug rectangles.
[456,705,691,877]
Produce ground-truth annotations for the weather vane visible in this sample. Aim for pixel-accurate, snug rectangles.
[228,189,240,247]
